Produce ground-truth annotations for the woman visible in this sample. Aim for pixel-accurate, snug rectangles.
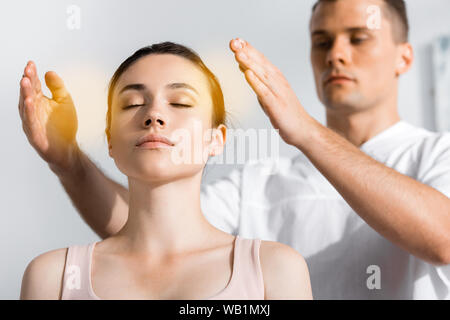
[20,42,312,300]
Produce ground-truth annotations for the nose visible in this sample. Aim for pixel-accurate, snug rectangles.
[144,115,166,128]
[326,37,351,67]
[143,111,166,129]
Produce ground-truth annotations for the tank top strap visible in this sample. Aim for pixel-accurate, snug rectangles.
[232,236,265,299]
[61,242,97,300]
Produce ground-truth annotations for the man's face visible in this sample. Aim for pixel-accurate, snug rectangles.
[310,0,405,115]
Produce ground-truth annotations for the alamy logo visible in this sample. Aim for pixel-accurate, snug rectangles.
[66,265,81,290]
[66,5,81,30]
[366,265,381,290]
[366,5,381,30]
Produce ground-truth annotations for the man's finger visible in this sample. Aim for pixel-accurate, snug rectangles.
[231,38,255,73]
[232,39,276,75]
[45,71,70,103]
[229,38,247,52]
[19,77,33,121]
[24,61,41,95]
[23,96,44,150]
[236,50,280,97]
[231,38,260,72]
[244,69,276,116]
[18,76,25,115]
[231,40,283,97]
[29,61,42,94]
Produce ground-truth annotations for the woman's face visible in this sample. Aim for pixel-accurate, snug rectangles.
[108,54,226,183]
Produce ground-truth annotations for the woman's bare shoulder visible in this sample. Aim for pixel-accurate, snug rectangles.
[20,247,68,300]
[259,240,313,300]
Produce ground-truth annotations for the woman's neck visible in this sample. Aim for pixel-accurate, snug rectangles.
[115,171,215,256]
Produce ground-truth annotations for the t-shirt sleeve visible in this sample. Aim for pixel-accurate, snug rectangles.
[418,133,450,287]
[200,168,242,234]
[419,133,450,198]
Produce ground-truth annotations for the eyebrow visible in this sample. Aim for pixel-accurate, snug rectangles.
[311,27,372,36]
[166,83,199,95]
[118,83,146,95]
[118,82,199,95]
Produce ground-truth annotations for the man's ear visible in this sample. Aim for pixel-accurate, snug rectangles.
[395,43,414,76]
[208,124,227,157]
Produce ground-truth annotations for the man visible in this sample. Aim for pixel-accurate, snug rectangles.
[18,0,450,299]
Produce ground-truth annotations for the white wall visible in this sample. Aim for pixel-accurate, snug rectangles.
[0,0,449,299]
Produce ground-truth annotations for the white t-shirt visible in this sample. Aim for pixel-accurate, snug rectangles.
[200,121,450,299]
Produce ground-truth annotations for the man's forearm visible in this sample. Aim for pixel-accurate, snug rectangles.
[50,146,129,239]
[298,120,450,265]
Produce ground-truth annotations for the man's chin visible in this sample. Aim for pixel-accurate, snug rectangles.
[323,98,366,115]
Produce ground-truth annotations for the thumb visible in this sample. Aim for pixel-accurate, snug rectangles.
[44,71,71,103]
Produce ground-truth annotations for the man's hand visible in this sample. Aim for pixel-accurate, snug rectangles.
[19,61,79,175]
[229,38,316,147]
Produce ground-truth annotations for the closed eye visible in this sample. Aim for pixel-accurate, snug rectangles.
[123,104,144,110]
[122,103,192,109]
[171,103,192,108]
[351,38,367,44]
[313,40,332,49]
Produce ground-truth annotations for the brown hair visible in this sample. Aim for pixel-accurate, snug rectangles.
[105,42,226,143]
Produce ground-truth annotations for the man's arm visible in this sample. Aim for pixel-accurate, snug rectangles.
[299,121,450,265]
[50,147,129,239]
[229,39,450,266]
[19,61,128,239]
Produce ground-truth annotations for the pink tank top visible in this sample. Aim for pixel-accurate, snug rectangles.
[61,235,265,300]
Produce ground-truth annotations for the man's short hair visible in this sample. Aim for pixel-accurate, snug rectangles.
[311,0,409,43]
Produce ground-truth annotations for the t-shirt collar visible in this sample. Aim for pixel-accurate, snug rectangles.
[359,120,410,151]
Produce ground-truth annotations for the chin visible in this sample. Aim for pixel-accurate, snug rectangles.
[322,91,366,114]
[113,148,207,183]
[121,160,205,185]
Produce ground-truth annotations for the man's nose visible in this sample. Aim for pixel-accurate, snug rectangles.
[326,37,351,67]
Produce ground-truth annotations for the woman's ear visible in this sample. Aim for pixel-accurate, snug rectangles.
[395,43,414,77]
[108,140,113,158]
[208,124,227,157]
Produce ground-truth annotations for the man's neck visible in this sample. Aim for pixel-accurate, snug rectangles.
[326,104,401,147]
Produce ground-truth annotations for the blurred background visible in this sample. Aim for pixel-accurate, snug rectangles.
[1,0,449,299]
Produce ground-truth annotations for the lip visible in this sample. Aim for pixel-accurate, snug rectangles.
[324,74,355,85]
[137,141,173,149]
[136,133,175,148]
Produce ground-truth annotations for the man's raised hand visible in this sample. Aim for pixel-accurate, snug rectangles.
[229,38,316,148]
[19,61,79,174]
